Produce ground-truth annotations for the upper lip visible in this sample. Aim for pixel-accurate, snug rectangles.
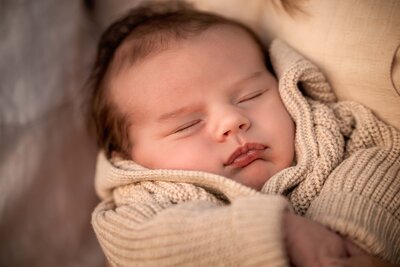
[224,143,266,166]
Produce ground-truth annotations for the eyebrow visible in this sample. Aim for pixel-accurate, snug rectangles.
[157,71,263,122]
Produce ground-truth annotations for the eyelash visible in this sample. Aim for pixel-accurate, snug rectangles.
[238,91,264,103]
[174,120,201,133]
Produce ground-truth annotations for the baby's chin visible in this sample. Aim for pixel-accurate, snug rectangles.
[230,159,276,191]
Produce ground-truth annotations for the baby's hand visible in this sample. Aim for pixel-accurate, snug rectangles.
[321,239,399,267]
[284,212,347,267]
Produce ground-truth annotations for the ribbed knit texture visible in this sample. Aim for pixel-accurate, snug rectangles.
[92,39,400,266]
[306,101,400,263]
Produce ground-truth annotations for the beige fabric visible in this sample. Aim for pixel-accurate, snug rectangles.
[188,0,400,130]
[92,40,400,266]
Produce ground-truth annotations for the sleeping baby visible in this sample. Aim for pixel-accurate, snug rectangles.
[87,1,400,266]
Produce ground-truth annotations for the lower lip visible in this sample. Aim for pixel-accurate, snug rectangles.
[230,150,264,168]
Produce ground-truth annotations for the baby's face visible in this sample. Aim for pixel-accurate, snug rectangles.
[110,26,295,190]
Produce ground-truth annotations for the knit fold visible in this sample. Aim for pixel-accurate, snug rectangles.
[307,192,400,264]
[93,193,290,267]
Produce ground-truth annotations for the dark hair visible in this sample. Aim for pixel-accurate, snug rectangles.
[87,1,270,158]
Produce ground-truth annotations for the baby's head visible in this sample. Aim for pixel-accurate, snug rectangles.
[88,1,295,190]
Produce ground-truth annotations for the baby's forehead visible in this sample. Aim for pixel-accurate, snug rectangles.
[111,24,261,76]
[110,25,264,89]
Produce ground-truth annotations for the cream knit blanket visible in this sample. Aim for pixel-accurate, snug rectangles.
[92,40,400,267]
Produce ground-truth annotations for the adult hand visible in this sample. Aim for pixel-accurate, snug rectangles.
[284,212,347,267]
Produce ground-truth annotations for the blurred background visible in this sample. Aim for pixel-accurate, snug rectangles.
[1,1,104,266]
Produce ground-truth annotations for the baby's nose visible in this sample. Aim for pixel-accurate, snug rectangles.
[215,111,250,142]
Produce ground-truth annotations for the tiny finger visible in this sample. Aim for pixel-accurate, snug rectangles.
[344,239,366,256]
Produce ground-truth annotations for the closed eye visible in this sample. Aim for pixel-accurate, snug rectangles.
[173,120,201,134]
[238,91,265,103]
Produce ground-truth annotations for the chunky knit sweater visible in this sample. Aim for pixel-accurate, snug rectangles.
[92,40,400,267]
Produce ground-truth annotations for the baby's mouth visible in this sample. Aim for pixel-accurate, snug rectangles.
[224,143,266,168]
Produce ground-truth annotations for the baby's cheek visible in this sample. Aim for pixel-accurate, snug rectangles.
[133,135,220,173]
[166,149,209,170]
[168,145,221,174]
[130,139,169,169]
